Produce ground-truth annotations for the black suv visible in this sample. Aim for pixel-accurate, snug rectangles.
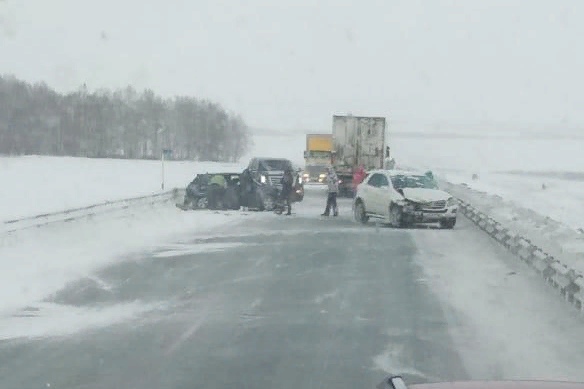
[244,157,304,210]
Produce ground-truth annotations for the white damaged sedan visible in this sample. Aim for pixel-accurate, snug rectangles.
[353,169,458,229]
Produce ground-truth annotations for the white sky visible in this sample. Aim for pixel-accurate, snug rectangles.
[1,0,583,132]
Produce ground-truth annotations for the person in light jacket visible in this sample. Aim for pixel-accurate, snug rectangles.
[322,166,339,217]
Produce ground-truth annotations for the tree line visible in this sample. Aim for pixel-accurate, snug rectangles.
[0,74,251,161]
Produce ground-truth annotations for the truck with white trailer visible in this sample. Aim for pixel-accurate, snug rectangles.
[331,114,388,197]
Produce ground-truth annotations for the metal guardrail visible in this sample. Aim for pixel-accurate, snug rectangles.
[1,188,181,234]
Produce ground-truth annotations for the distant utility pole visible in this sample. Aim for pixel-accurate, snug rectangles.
[157,128,166,190]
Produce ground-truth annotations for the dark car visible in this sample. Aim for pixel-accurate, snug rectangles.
[245,157,304,211]
[182,172,242,210]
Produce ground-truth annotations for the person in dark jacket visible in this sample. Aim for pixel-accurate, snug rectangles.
[207,174,227,210]
[279,168,294,215]
[223,177,240,210]
[239,168,254,210]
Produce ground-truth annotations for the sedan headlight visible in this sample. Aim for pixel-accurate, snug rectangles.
[395,199,408,206]
[446,197,457,206]
[260,175,266,184]
[403,204,415,212]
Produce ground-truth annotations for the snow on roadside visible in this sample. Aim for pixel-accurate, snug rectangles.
[437,177,584,276]
[443,171,584,232]
[413,224,584,382]
[0,301,162,340]
[0,201,260,317]
[0,155,244,222]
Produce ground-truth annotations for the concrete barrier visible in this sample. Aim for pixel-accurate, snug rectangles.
[2,188,181,234]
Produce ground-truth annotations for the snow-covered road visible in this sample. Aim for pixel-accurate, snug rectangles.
[2,133,584,386]
[2,191,584,388]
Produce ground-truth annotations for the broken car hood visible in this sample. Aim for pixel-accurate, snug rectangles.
[401,188,451,203]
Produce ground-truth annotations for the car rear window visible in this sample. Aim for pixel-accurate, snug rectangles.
[260,159,292,171]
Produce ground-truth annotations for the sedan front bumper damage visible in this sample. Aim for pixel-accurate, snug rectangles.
[401,203,458,224]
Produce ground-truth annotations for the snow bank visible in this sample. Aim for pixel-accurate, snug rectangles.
[0,156,244,222]
[442,171,584,232]
[440,180,584,277]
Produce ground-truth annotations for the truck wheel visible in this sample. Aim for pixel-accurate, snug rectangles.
[354,200,369,224]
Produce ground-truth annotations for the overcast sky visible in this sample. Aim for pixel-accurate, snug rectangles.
[1,0,583,132]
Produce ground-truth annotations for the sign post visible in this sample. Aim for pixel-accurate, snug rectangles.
[161,149,172,190]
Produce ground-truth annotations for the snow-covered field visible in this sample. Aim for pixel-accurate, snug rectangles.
[0,155,244,222]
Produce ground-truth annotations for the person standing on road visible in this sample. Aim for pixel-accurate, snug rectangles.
[322,166,339,217]
[280,168,294,215]
[352,164,366,198]
[239,168,254,210]
[207,174,227,210]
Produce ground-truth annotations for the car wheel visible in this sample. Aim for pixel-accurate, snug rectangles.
[390,204,406,228]
[196,197,208,209]
[440,218,456,229]
[255,192,265,211]
[354,200,369,224]
[263,196,274,211]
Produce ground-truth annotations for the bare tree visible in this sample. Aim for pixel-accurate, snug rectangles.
[0,74,251,161]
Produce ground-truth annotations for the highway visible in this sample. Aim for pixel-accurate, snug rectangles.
[1,189,584,388]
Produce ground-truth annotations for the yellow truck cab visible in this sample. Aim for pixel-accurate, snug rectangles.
[303,134,333,183]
